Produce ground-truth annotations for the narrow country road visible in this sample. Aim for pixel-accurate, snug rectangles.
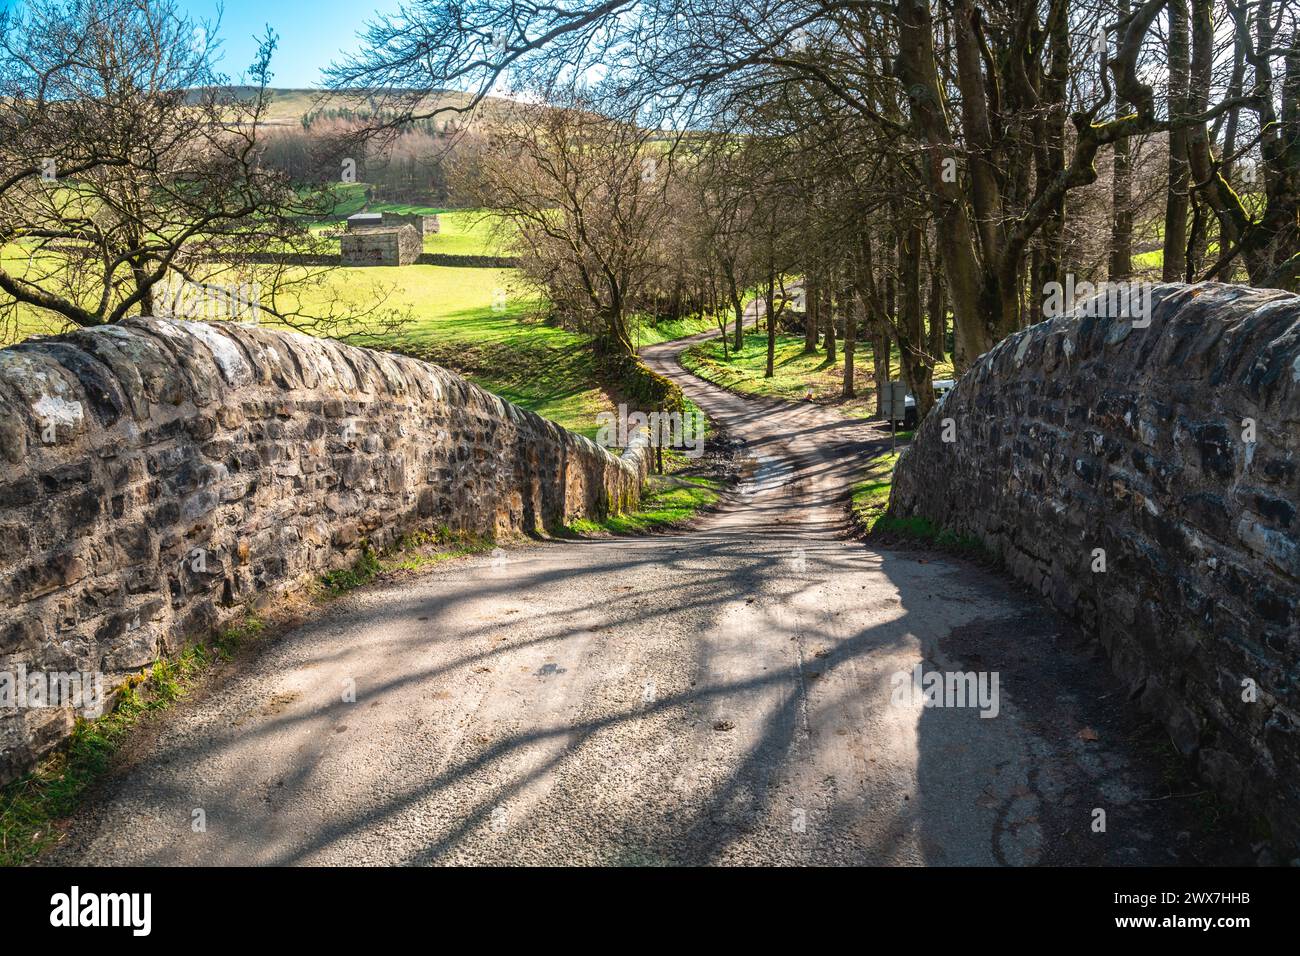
[50,305,1241,866]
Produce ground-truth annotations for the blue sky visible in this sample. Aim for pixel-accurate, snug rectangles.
[177,0,405,87]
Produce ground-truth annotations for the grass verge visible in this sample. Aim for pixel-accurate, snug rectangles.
[850,446,992,560]
[568,474,721,535]
[0,614,265,866]
[319,527,496,596]
[850,449,901,529]
[681,331,955,420]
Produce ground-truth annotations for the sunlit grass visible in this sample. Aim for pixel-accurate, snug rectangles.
[319,527,496,596]
[682,331,955,419]
[630,313,720,349]
[568,475,720,534]
[852,446,990,556]
[421,210,509,257]
[850,449,901,528]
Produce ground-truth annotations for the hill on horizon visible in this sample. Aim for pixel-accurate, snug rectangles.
[185,87,519,129]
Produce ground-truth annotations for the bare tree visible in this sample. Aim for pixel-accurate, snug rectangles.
[0,0,408,343]
[679,137,763,355]
[455,92,669,357]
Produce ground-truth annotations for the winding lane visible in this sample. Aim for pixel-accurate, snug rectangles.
[50,305,1239,865]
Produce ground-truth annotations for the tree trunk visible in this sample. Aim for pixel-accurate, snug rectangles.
[1163,0,1191,281]
[824,284,837,365]
[1109,0,1134,285]
[1109,124,1133,280]
[842,291,856,398]
[928,243,946,363]
[764,273,776,378]
[1219,15,1247,185]
[872,326,890,417]
[897,224,934,419]
[895,0,993,365]
[804,272,819,353]
[131,261,156,318]
[726,273,746,352]
[1035,0,1070,298]
[1187,193,1207,280]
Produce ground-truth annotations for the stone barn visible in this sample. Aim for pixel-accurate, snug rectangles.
[344,212,383,232]
[339,224,421,266]
[379,211,441,238]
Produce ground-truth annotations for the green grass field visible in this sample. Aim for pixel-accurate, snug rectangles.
[420,210,507,257]
[0,241,79,340]
[316,186,509,257]
[284,261,616,439]
[681,331,956,420]
[1,191,734,442]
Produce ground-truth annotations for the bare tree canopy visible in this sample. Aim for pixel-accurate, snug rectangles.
[332,0,1299,371]
[0,0,409,340]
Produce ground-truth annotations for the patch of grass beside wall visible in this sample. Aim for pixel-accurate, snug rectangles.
[0,615,265,867]
[851,447,991,560]
[869,515,990,557]
[319,527,497,596]
[567,474,720,535]
[850,450,901,529]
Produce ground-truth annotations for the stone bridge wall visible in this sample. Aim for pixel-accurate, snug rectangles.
[889,283,1300,857]
[0,319,648,782]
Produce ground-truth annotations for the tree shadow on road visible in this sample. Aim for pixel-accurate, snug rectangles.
[59,521,1249,867]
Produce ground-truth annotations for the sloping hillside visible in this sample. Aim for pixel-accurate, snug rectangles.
[192,87,520,128]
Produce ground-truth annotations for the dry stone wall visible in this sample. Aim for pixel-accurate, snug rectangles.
[0,318,648,783]
[889,282,1300,857]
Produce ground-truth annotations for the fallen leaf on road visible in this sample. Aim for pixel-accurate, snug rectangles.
[1077,727,1100,742]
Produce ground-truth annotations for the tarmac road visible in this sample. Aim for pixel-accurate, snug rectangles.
[50,305,1243,866]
